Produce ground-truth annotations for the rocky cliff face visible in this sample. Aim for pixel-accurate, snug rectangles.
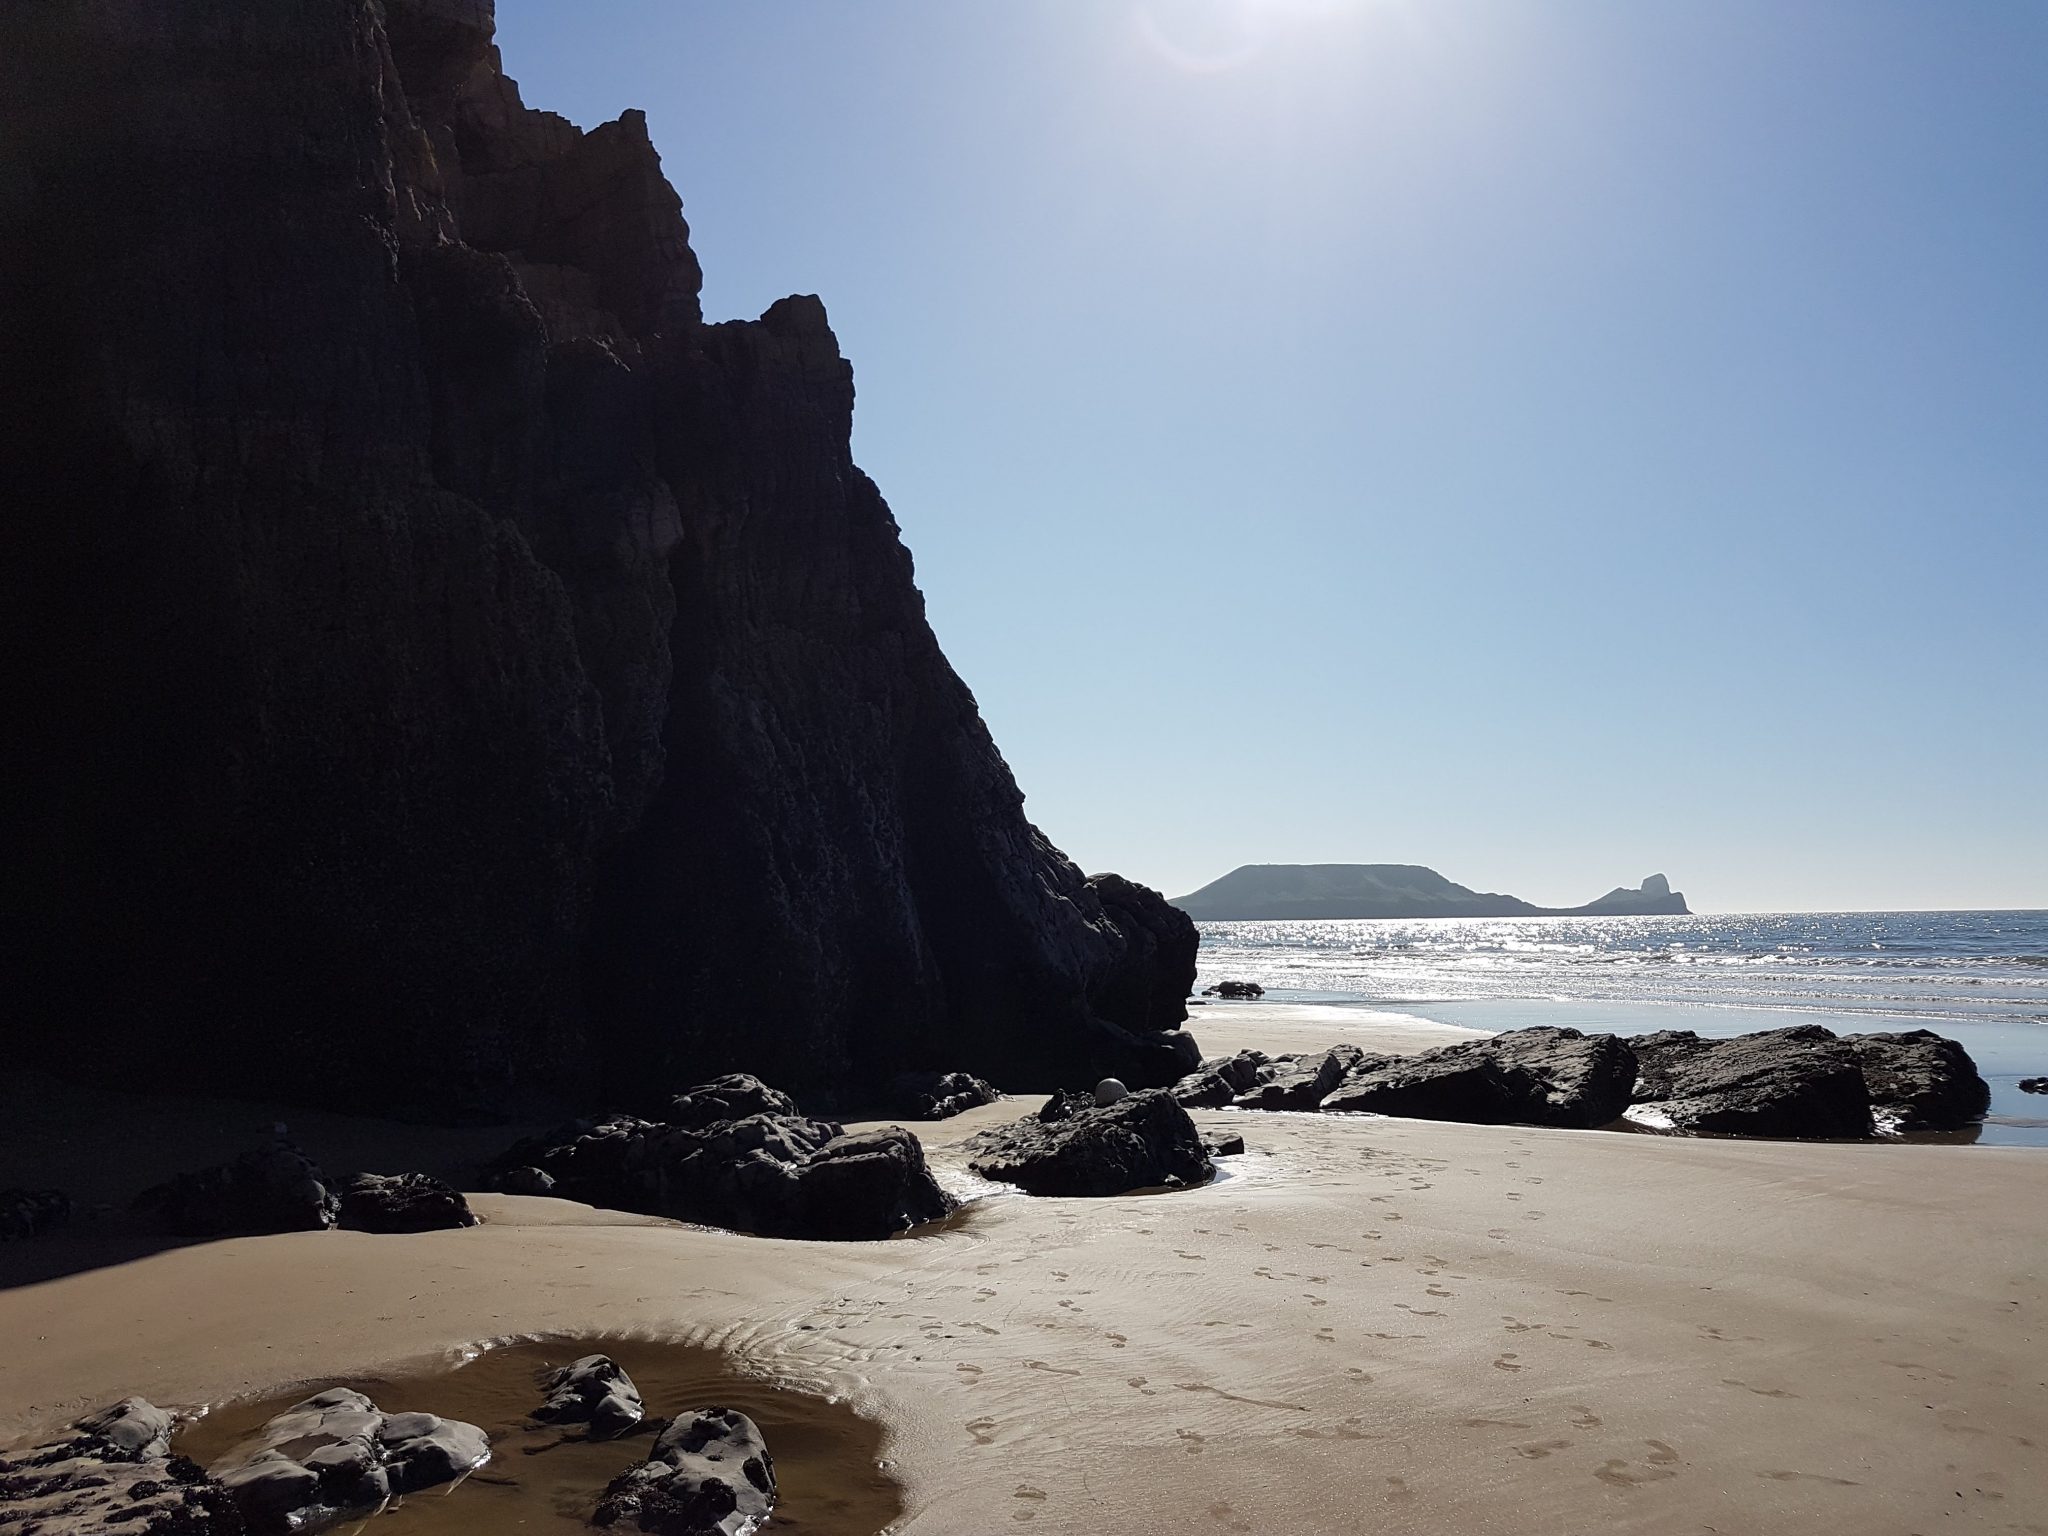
[0,0,1196,1112]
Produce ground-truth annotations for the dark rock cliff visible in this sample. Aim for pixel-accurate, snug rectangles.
[0,0,1196,1112]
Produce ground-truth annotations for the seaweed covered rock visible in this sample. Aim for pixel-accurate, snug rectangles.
[1841,1030,1991,1132]
[335,1173,477,1233]
[888,1070,1000,1120]
[593,1407,773,1536]
[133,1141,338,1237]
[1626,1026,1871,1138]
[492,1088,954,1239]
[967,1089,1213,1197]
[207,1387,489,1536]
[0,1398,242,1536]
[534,1354,644,1439]
[0,1187,71,1240]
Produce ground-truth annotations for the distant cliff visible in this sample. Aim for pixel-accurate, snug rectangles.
[0,0,1196,1111]
[1173,866,1690,920]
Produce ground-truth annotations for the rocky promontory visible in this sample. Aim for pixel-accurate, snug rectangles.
[1172,864,1690,920]
[0,0,1196,1114]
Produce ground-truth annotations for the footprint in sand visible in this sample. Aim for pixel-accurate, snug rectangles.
[1384,1477,1414,1502]
[1568,1406,1602,1429]
[1492,1353,1523,1372]
[1759,1470,1857,1486]
[1176,1252,1206,1262]
[1105,1332,1128,1349]
[1394,1305,1444,1317]
[1487,1228,1510,1241]
[1012,1485,1047,1522]
[1025,1360,1082,1377]
[956,1363,983,1379]
[1176,1428,1205,1455]
[1722,1379,1798,1399]
[1345,1367,1373,1381]
[1515,1439,1574,1459]
[966,1417,998,1445]
[1207,1502,1252,1532]
[1127,1376,1158,1397]
[1425,1285,1453,1299]
[1459,1417,1531,1430]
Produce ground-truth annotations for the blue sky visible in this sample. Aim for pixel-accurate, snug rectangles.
[495,1,2046,912]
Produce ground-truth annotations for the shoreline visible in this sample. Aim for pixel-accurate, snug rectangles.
[5,1025,2045,1534]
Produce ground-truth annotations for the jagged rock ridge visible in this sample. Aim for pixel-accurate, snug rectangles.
[0,0,1196,1111]
[1172,865,1690,920]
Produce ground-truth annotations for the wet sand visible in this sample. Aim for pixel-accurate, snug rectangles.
[3,1004,2044,1534]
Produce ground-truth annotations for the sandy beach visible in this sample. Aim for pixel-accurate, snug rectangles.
[3,1003,2043,1534]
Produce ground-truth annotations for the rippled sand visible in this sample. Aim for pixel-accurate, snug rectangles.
[3,1006,2043,1534]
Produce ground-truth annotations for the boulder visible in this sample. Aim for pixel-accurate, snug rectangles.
[592,1407,773,1536]
[1232,1045,1366,1111]
[1470,1027,1638,1128]
[665,1075,799,1131]
[534,1354,644,1439]
[492,1102,954,1240]
[207,1387,488,1536]
[1322,1052,1534,1122]
[1841,1030,1991,1132]
[0,1187,71,1240]
[0,1398,241,1536]
[1201,981,1266,999]
[1201,1131,1247,1158]
[1625,1026,1873,1139]
[1093,1077,1130,1106]
[1168,1051,1267,1108]
[336,1173,478,1234]
[133,1140,338,1237]
[2021,1077,2048,1094]
[967,1089,1214,1197]
[493,1165,559,1196]
[889,1070,1000,1120]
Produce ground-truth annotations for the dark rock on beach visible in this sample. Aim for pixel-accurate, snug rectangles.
[534,1354,645,1439]
[493,1090,955,1240]
[2021,1077,2048,1094]
[1232,1045,1366,1111]
[593,1407,774,1536]
[1201,1130,1247,1159]
[1202,981,1266,999]
[336,1173,479,1234]
[666,1075,798,1131]
[207,1387,489,1536]
[1169,1051,1269,1108]
[967,1089,1214,1197]
[493,1165,559,1196]
[0,0,1198,1119]
[0,1398,243,1536]
[0,1187,71,1240]
[133,1141,339,1238]
[1317,1028,1633,1128]
[1841,1030,1992,1132]
[1626,1026,1874,1139]
[889,1071,1001,1120]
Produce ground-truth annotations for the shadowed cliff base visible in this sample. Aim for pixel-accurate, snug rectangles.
[0,0,1195,1117]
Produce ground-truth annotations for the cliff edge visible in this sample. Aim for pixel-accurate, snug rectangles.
[0,0,1196,1110]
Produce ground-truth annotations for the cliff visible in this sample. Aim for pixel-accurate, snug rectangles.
[0,0,1197,1112]
[1172,866,1690,920]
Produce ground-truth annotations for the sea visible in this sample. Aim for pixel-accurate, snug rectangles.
[1191,910,2048,1147]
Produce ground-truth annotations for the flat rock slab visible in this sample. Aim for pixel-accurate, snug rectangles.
[593,1407,774,1536]
[966,1089,1214,1197]
[0,1398,241,1536]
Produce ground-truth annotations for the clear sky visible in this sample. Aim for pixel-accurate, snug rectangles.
[495,0,2046,913]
